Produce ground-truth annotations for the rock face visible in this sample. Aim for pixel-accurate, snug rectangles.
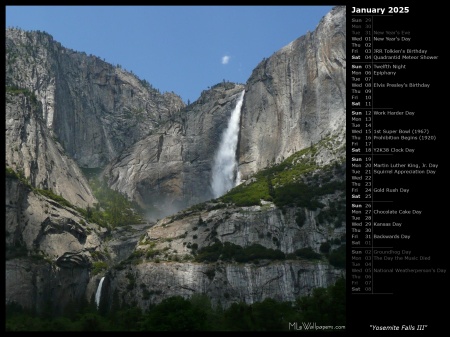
[5,175,104,314]
[6,91,96,209]
[5,257,91,315]
[5,6,346,314]
[103,6,346,212]
[6,29,185,168]
[105,261,342,310]
[238,6,346,180]
[103,158,346,310]
[103,83,245,218]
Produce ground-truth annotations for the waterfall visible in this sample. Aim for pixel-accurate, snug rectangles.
[211,90,245,198]
[95,277,105,309]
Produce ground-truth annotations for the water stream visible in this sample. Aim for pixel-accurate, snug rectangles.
[95,276,105,309]
[211,90,245,198]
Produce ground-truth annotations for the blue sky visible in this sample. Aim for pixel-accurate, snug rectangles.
[6,5,334,104]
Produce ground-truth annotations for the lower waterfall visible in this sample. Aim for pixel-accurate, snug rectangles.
[95,276,105,309]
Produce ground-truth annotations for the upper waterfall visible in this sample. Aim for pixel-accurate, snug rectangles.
[211,90,245,198]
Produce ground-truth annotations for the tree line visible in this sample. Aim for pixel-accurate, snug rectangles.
[6,277,345,331]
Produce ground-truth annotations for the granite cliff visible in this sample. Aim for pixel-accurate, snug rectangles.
[104,5,346,215]
[6,28,184,168]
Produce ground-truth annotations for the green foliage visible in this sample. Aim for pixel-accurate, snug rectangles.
[193,242,222,262]
[273,182,322,209]
[294,276,346,327]
[328,244,346,269]
[204,268,216,281]
[146,248,161,259]
[76,312,109,331]
[222,302,255,330]
[223,298,294,331]
[197,216,206,226]
[5,166,32,188]
[6,241,28,260]
[267,175,275,200]
[5,166,138,230]
[233,243,285,263]
[186,201,207,212]
[276,178,344,211]
[109,306,144,331]
[78,173,144,228]
[220,179,267,206]
[90,250,105,261]
[5,166,19,179]
[316,199,346,227]
[91,261,108,275]
[126,272,137,290]
[140,296,209,331]
[332,237,341,245]
[194,242,285,263]
[207,202,228,211]
[5,278,345,331]
[295,209,306,227]
[219,139,345,208]
[123,250,145,265]
[6,86,39,107]
[292,247,322,260]
[35,188,73,208]
[320,242,331,254]
[90,178,144,227]
[142,288,151,300]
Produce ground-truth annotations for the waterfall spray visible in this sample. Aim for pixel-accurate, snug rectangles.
[211,90,245,198]
[95,277,105,309]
